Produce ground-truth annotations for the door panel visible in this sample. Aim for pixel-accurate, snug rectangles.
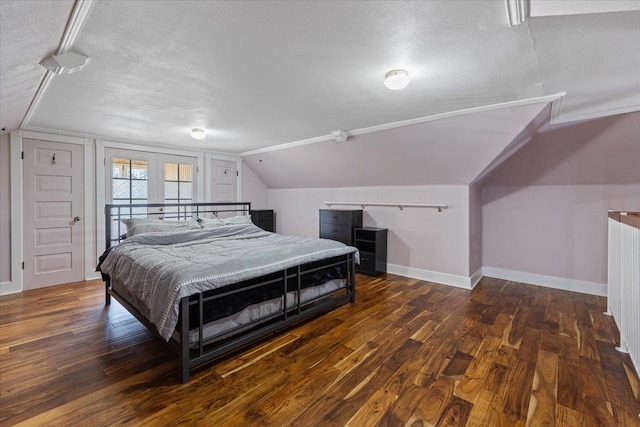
[210,159,237,218]
[36,252,72,273]
[36,228,72,246]
[36,201,72,219]
[23,139,84,289]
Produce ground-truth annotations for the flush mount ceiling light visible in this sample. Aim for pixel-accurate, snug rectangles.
[190,128,206,139]
[39,51,90,75]
[384,69,410,90]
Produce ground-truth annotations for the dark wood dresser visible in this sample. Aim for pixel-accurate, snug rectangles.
[354,227,388,276]
[319,209,362,245]
[250,209,275,232]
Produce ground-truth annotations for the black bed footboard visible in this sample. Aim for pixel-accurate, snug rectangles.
[106,252,356,382]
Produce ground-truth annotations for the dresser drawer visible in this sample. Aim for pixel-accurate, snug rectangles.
[319,223,352,244]
[319,210,362,227]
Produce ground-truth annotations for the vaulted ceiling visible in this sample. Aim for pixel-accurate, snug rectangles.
[243,102,550,188]
[1,1,639,155]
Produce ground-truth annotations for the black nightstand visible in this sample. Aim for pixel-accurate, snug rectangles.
[354,227,388,276]
[251,210,275,232]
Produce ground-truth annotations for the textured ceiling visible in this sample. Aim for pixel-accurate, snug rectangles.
[1,1,639,153]
[0,0,74,134]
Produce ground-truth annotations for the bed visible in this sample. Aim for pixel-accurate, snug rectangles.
[98,202,358,382]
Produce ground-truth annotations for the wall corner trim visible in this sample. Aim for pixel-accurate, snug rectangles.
[387,264,473,290]
[470,268,483,289]
[481,266,607,296]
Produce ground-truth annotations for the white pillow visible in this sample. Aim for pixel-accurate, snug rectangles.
[121,218,200,237]
[196,215,253,229]
[221,215,253,225]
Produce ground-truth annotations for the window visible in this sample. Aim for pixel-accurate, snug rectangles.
[163,163,194,220]
[109,158,149,240]
[112,158,149,206]
[104,149,199,240]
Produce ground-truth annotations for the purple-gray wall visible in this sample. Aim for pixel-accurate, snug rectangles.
[483,111,640,286]
[0,134,11,283]
[269,185,471,278]
[242,162,269,209]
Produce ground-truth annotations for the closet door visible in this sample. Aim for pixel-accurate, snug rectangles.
[23,139,84,289]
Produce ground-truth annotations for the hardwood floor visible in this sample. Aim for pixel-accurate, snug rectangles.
[1,275,639,426]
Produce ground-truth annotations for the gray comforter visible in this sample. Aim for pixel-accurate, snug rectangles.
[99,223,357,340]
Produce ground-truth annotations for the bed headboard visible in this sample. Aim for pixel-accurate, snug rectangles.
[104,202,251,251]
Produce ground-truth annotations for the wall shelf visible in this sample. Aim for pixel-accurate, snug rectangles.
[323,201,448,212]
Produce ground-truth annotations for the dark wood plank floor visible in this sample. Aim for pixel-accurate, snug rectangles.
[1,275,639,426]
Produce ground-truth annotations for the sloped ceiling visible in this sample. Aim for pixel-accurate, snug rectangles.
[243,102,549,188]
[485,110,640,186]
[1,1,638,153]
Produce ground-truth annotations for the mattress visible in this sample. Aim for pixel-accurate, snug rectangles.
[111,277,347,347]
[175,279,346,346]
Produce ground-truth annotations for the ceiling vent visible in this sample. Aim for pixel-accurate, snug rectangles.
[39,51,90,75]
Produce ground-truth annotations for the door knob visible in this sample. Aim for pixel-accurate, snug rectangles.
[73,216,81,223]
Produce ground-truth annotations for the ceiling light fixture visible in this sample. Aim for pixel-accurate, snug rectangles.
[384,70,410,90]
[190,128,206,139]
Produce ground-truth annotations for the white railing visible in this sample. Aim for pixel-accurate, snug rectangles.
[607,211,640,376]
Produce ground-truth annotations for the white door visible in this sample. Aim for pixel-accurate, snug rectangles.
[104,150,199,235]
[23,139,84,289]
[211,159,237,203]
[158,154,198,220]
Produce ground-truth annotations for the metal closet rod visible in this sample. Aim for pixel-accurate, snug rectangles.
[323,202,448,212]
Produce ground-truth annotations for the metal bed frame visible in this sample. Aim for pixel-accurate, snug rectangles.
[103,202,356,382]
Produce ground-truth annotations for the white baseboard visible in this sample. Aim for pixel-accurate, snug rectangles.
[85,272,102,281]
[0,281,22,296]
[385,264,606,297]
[470,268,483,289]
[481,266,607,296]
[386,264,473,290]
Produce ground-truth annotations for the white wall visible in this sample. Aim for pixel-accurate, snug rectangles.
[0,134,10,283]
[269,185,472,283]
